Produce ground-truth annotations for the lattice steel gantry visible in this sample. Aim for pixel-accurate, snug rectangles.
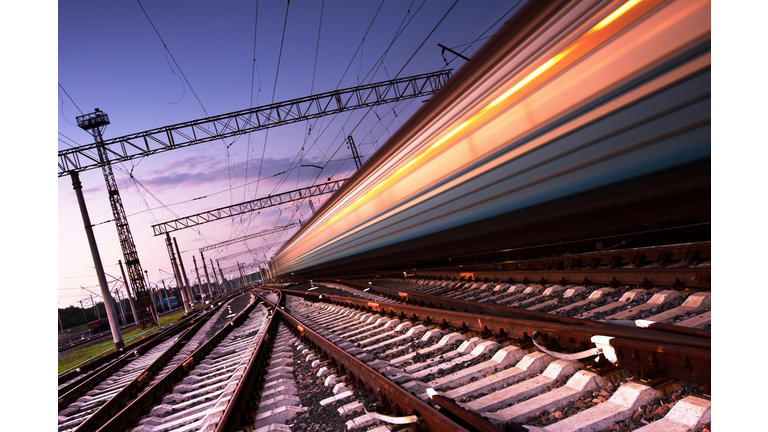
[75,109,157,328]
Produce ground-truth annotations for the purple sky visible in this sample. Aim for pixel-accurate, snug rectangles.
[56,0,526,307]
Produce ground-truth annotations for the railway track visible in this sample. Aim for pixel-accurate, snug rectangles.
[273,286,711,432]
[57,278,710,431]
[366,276,711,331]
[57,291,249,432]
[57,240,712,432]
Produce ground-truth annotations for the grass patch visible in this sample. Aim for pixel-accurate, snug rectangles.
[58,309,186,374]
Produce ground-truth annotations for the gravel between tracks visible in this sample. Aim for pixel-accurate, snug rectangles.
[203,293,253,339]
[288,342,372,431]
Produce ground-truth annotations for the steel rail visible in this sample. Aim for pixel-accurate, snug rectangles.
[58,310,204,411]
[429,241,710,273]
[263,294,472,432]
[95,290,261,432]
[57,307,203,393]
[58,330,162,392]
[281,290,710,384]
[412,268,710,290]
[319,279,671,335]
[73,303,227,432]
[214,289,281,432]
[287,287,710,349]
[59,328,120,352]
[607,337,710,383]
[429,393,509,432]
[325,278,712,340]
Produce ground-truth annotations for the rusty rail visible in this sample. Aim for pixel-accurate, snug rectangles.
[95,290,261,432]
[429,392,509,432]
[282,290,710,384]
[73,298,236,432]
[321,279,712,341]
[57,309,201,392]
[215,290,281,432]
[270,301,471,432]
[58,307,211,412]
[343,242,711,289]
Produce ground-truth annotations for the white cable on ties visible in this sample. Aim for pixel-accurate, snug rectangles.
[531,332,617,363]
[363,390,419,425]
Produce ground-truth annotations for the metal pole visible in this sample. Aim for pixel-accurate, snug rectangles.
[149,286,159,320]
[161,279,171,310]
[145,270,161,315]
[192,255,203,300]
[91,295,101,320]
[217,261,227,292]
[58,307,64,334]
[79,300,88,325]
[115,289,126,326]
[119,260,138,325]
[70,171,124,349]
[165,233,191,313]
[201,250,214,299]
[173,237,194,307]
[210,258,220,296]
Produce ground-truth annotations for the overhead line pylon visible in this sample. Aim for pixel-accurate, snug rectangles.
[58,70,452,177]
[200,222,300,252]
[152,178,347,235]
[214,242,286,262]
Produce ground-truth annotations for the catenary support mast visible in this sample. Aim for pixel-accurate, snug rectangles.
[69,169,124,348]
[118,260,138,325]
[76,109,157,328]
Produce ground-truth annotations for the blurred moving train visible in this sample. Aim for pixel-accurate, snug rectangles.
[270,0,711,277]
[159,297,179,310]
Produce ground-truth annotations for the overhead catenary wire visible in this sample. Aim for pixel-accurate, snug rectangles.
[243,0,426,232]
[395,0,460,79]
[271,0,399,198]
[283,0,429,190]
[268,0,423,200]
[313,0,521,185]
[232,0,291,247]
[135,0,209,117]
[58,82,84,115]
[249,0,291,204]
[438,0,526,71]
[297,0,326,190]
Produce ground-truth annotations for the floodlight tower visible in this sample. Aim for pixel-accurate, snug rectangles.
[76,109,157,328]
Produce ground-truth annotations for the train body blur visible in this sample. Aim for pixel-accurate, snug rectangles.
[270,0,711,277]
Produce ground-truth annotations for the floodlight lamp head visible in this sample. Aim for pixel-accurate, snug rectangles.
[76,108,110,132]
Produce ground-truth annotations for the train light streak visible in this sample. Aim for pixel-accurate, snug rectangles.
[594,0,643,30]
[283,0,669,260]
[488,48,573,110]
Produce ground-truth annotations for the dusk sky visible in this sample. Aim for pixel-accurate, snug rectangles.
[56,0,528,308]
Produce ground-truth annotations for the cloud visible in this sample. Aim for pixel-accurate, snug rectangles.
[133,155,352,193]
